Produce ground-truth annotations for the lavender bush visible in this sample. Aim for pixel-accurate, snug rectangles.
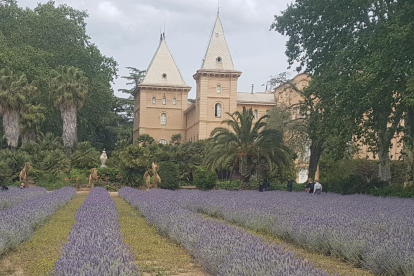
[119,187,330,276]
[182,190,414,276]
[0,187,76,256]
[54,187,139,276]
[0,187,47,211]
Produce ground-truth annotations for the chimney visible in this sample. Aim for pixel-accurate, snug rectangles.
[251,84,254,94]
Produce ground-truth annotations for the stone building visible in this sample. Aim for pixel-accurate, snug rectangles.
[133,14,274,144]
[133,13,402,183]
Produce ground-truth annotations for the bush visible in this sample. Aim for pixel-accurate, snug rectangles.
[69,168,89,187]
[70,142,100,169]
[158,162,180,190]
[194,167,217,190]
[216,180,240,190]
[270,179,304,192]
[324,174,387,194]
[369,185,414,198]
[97,167,120,182]
[117,145,147,186]
[35,174,68,190]
[0,149,32,182]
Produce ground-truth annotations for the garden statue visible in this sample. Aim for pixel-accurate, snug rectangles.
[143,170,151,190]
[152,162,161,188]
[89,168,98,188]
[19,162,31,186]
[100,150,107,168]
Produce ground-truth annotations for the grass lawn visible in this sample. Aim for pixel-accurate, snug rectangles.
[0,194,87,276]
[113,195,207,276]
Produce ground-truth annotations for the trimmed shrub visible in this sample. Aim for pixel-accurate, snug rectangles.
[194,166,217,190]
[158,162,180,190]
[216,180,240,190]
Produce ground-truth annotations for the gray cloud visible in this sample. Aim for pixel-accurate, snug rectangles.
[17,0,296,98]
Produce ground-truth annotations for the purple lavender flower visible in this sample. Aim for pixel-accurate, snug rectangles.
[119,188,331,276]
[54,187,139,276]
[0,187,76,256]
[181,190,414,276]
[0,187,47,211]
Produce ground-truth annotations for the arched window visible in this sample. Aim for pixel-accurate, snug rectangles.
[152,97,156,104]
[162,98,166,105]
[159,139,168,145]
[253,109,258,120]
[216,85,221,94]
[160,113,167,125]
[172,98,177,105]
[215,103,222,118]
[216,56,222,63]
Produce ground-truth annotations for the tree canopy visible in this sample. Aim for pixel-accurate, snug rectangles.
[272,0,414,182]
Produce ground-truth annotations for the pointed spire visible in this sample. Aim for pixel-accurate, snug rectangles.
[142,35,187,86]
[201,14,234,71]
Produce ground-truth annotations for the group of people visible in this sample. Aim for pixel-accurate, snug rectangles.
[258,177,322,194]
[305,178,323,195]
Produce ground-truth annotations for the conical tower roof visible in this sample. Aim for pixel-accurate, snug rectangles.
[142,34,187,86]
[201,14,234,71]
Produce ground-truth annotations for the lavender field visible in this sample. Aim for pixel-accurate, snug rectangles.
[0,187,75,256]
[120,187,331,276]
[54,187,139,276]
[121,188,414,276]
[0,187,47,211]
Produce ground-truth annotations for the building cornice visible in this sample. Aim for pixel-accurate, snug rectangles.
[133,84,191,96]
[193,69,242,80]
[237,101,275,106]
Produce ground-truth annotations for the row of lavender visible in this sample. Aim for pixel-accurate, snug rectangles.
[182,190,414,276]
[0,187,47,211]
[0,187,76,256]
[119,188,331,276]
[54,187,139,276]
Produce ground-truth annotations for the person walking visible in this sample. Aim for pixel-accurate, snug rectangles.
[313,180,322,195]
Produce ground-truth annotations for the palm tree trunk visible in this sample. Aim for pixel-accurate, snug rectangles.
[21,132,37,146]
[2,109,20,150]
[60,105,77,151]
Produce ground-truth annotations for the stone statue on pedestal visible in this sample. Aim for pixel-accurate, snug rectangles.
[100,150,107,168]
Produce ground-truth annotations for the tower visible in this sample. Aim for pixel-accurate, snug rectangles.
[188,14,242,140]
[133,34,191,144]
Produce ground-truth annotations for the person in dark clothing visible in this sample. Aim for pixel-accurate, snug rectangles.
[305,178,314,193]
[286,179,293,192]
[263,179,270,191]
[259,178,264,192]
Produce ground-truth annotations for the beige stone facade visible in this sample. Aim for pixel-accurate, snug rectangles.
[133,14,400,182]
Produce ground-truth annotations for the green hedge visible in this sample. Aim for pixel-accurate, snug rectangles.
[194,167,217,190]
[158,162,180,190]
[216,180,240,190]
[369,185,414,198]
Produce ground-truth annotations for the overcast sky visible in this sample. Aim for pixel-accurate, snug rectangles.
[17,0,296,99]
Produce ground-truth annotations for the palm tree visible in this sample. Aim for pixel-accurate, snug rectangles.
[20,104,46,145]
[0,68,38,150]
[205,107,292,188]
[49,66,89,151]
